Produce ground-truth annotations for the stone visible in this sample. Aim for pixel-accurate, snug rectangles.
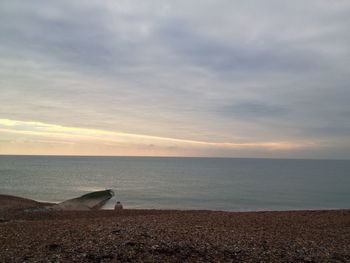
[114,201,123,210]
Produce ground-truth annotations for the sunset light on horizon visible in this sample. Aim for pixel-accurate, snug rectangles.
[0,118,309,157]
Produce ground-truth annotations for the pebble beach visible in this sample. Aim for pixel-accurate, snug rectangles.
[0,195,349,262]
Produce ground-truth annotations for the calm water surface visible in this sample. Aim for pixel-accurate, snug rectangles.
[0,156,349,211]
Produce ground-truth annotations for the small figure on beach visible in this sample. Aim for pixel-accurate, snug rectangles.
[114,201,123,210]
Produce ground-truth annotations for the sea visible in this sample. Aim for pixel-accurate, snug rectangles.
[0,156,349,211]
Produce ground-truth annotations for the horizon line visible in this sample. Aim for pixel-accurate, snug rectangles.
[0,154,348,161]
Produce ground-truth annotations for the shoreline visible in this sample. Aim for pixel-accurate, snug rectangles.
[1,193,348,213]
[1,194,350,262]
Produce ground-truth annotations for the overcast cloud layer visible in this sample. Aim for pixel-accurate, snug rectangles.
[0,0,349,158]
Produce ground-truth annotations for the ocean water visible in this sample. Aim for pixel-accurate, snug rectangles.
[0,156,349,211]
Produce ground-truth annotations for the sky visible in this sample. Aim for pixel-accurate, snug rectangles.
[0,0,349,158]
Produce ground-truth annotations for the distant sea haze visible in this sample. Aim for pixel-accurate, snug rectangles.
[0,156,349,211]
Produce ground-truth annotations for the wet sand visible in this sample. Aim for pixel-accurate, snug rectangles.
[0,195,349,262]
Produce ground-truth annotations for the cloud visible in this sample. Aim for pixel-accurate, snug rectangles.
[219,101,290,119]
[0,119,304,151]
[0,0,350,158]
[157,20,323,73]
[0,1,137,74]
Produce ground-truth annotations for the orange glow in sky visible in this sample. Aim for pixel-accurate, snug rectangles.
[0,119,309,157]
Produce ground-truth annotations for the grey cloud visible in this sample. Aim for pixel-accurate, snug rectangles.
[0,2,128,73]
[219,102,290,119]
[157,20,323,73]
[0,0,350,158]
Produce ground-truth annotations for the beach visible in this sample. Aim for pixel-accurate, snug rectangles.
[2,1,350,262]
[1,195,349,262]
